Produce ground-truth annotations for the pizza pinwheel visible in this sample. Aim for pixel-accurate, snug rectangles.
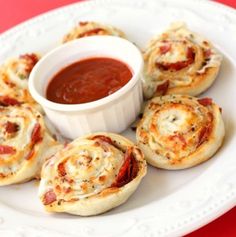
[0,104,61,186]
[39,133,146,216]
[0,54,41,111]
[143,23,222,99]
[136,95,225,169]
[3,53,40,89]
[62,21,125,43]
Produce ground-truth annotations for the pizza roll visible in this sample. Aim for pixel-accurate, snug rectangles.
[0,70,33,104]
[143,23,222,99]
[39,133,147,216]
[3,53,40,89]
[0,104,62,186]
[0,55,42,111]
[136,95,225,169]
[63,21,126,43]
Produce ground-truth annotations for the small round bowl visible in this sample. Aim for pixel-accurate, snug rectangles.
[29,36,144,139]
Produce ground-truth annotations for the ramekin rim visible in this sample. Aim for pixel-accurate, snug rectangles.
[29,36,144,112]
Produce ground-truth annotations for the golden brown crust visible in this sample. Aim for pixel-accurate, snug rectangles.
[136,95,225,169]
[3,53,40,89]
[39,132,146,216]
[143,22,222,99]
[0,104,61,186]
[0,54,42,112]
[62,21,126,43]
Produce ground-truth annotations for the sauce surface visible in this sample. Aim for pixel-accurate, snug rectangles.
[46,57,133,104]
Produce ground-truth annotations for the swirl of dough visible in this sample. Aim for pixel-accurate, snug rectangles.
[3,53,40,89]
[0,54,42,112]
[143,22,222,99]
[0,104,61,186]
[39,133,146,216]
[136,95,225,169]
[62,21,126,43]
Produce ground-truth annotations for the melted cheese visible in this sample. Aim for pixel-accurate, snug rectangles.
[138,95,215,160]
[40,137,126,200]
[137,95,225,170]
[63,21,126,43]
[4,54,40,89]
[0,104,61,185]
[0,62,42,112]
[143,22,222,99]
[156,41,189,63]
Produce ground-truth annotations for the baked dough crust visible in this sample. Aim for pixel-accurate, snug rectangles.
[136,95,225,169]
[62,21,126,43]
[0,54,42,111]
[39,132,147,216]
[3,53,40,89]
[143,23,222,99]
[0,104,61,186]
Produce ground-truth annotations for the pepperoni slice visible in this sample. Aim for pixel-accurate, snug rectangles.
[5,121,19,133]
[156,80,169,95]
[43,190,57,205]
[31,123,42,144]
[197,112,213,147]
[92,135,113,145]
[79,28,106,37]
[58,162,67,176]
[0,145,16,154]
[197,126,211,147]
[19,54,39,73]
[160,44,171,54]
[156,47,195,71]
[198,98,212,106]
[204,49,212,58]
[186,47,195,61]
[20,53,38,62]
[0,97,21,106]
[112,148,138,188]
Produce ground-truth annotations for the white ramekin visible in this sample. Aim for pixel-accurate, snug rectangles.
[29,36,144,139]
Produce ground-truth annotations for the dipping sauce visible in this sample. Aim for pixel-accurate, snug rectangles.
[46,57,133,104]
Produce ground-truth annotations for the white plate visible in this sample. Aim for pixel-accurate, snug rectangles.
[0,0,236,236]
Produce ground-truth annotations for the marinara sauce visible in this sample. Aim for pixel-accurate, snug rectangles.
[46,57,133,104]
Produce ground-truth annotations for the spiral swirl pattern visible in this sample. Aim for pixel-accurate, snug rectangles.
[0,104,61,185]
[143,23,222,99]
[39,133,146,216]
[62,21,126,43]
[0,54,42,111]
[137,95,225,169]
[3,53,40,89]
